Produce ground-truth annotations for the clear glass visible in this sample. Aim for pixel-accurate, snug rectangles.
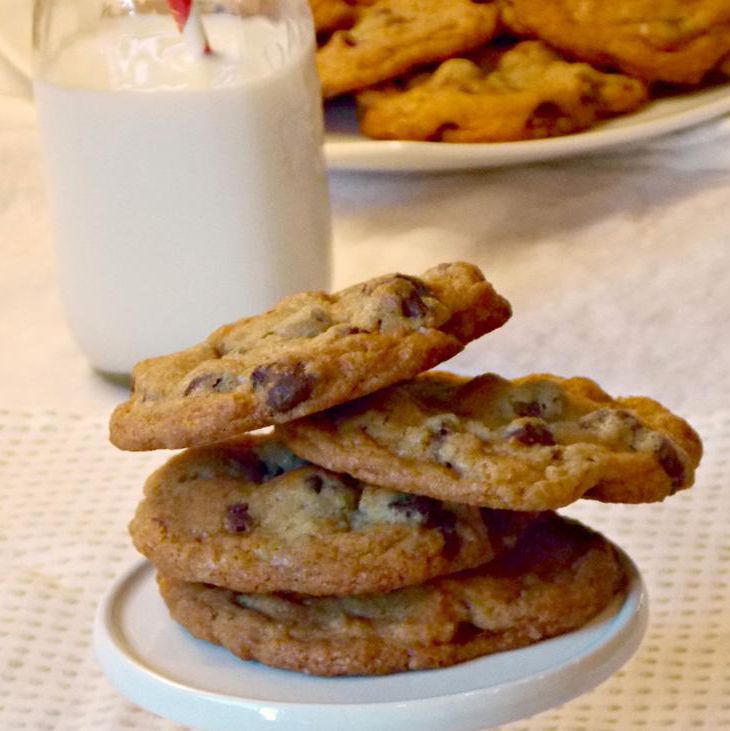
[33,0,331,376]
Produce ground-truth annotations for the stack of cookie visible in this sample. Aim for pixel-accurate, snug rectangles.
[312,0,730,142]
[109,262,702,676]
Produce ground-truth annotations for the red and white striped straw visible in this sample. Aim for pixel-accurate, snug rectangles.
[168,0,212,55]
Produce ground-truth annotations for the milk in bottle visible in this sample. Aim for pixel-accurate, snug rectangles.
[34,2,331,375]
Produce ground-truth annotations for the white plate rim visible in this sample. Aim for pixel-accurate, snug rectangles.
[94,549,648,731]
[324,84,730,171]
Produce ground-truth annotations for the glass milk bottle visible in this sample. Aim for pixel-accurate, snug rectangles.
[33,0,331,376]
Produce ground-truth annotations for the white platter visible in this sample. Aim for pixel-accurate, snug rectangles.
[94,552,647,731]
[324,83,730,171]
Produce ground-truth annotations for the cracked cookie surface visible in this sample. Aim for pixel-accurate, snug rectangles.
[158,515,625,676]
[278,372,702,510]
[500,0,730,84]
[130,436,535,595]
[357,41,648,142]
[109,262,511,451]
[317,0,499,98]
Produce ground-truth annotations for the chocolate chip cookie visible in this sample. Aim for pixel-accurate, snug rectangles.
[278,372,702,510]
[157,515,625,676]
[131,436,536,595]
[357,41,648,142]
[317,0,500,98]
[109,263,511,451]
[500,0,730,85]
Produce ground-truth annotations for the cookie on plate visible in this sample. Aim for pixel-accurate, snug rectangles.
[130,436,537,595]
[357,41,648,142]
[278,372,702,510]
[500,0,730,85]
[317,0,500,98]
[109,263,511,451]
[158,514,625,676]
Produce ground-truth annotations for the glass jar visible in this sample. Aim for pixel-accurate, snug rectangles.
[33,0,331,376]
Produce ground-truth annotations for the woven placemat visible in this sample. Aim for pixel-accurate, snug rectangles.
[1,408,727,731]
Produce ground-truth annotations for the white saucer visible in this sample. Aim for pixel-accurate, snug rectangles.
[95,554,647,731]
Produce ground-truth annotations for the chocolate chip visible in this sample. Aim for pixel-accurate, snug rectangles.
[394,274,432,299]
[250,366,269,388]
[184,374,219,396]
[305,474,324,493]
[430,426,457,466]
[389,494,460,558]
[506,421,556,446]
[400,289,429,318]
[526,102,565,135]
[481,509,546,553]
[225,503,252,533]
[513,401,542,418]
[391,275,432,318]
[183,372,236,396]
[250,363,314,412]
[655,438,686,490]
[389,494,437,522]
[430,426,450,449]
[579,77,604,105]
[426,122,459,142]
[451,621,482,644]
[268,374,313,411]
[227,451,268,484]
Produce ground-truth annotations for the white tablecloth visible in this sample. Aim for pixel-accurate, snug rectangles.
[2,3,730,729]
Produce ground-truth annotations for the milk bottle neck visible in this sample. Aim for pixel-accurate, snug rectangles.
[33,0,316,89]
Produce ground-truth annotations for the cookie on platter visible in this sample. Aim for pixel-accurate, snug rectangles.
[500,0,730,84]
[357,41,648,142]
[317,0,500,98]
